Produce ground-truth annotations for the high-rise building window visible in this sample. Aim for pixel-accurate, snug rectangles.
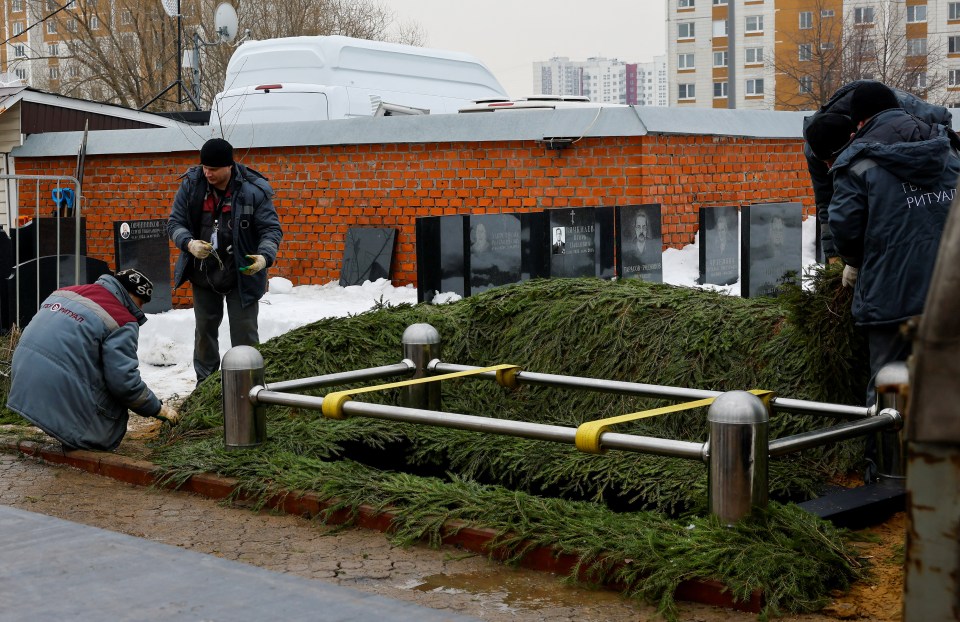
[746,78,764,95]
[678,22,695,39]
[799,11,812,29]
[907,5,926,23]
[678,53,695,69]
[47,20,57,33]
[799,76,813,93]
[13,44,25,57]
[713,0,727,4]
[15,69,26,80]
[854,7,875,24]
[713,81,728,98]
[950,69,960,86]
[745,47,763,64]
[907,38,927,56]
[91,16,99,30]
[49,43,59,56]
[951,36,960,53]
[679,0,695,8]
[951,3,960,20]
[13,22,23,35]
[49,66,59,80]
[799,44,812,61]
[678,83,695,100]
[66,18,77,32]
[713,50,728,67]
[914,72,927,89]
[745,16,763,33]
[713,19,728,37]
[822,9,835,18]
[11,0,22,11]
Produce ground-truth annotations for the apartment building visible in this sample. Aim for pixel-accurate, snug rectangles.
[533,55,668,106]
[667,0,960,110]
[3,0,72,92]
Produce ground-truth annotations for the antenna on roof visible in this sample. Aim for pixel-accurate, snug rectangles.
[185,3,250,110]
[142,0,201,111]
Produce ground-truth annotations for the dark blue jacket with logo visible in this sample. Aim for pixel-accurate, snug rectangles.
[828,108,960,326]
[168,162,282,308]
[7,275,161,450]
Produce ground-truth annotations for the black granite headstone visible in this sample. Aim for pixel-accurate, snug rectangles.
[741,202,803,298]
[698,206,739,286]
[113,219,172,314]
[11,217,87,264]
[7,255,111,328]
[468,213,522,295]
[339,227,396,287]
[616,204,663,282]
[416,214,466,303]
[547,207,615,279]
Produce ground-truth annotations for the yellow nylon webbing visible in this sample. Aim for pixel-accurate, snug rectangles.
[574,389,774,454]
[320,364,522,420]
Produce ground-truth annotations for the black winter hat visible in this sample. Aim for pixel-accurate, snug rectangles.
[200,138,234,168]
[849,81,901,126]
[115,268,153,304]
[804,112,856,161]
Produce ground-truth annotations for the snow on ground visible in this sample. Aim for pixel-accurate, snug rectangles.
[140,217,818,401]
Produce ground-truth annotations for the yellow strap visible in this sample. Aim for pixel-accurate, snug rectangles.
[321,364,522,420]
[575,389,774,454]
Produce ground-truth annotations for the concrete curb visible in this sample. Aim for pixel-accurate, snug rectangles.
[6,439,763,613]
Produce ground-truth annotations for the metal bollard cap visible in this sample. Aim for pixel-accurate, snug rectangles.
[402,323,440,346]
[221,345,264,370]
[707,390,769,424]
[875,361,909,393]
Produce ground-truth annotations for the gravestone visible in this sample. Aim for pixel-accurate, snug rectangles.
[741,202,803,298]
[547,206,615,279]
[339,227,396,287]
[698,206,739,286]
[113,219,172,314]
[416,214,466,303]
[11,217,87,264]
[616,204,663,282]
[6,255,111,328]
[468,213,523,295]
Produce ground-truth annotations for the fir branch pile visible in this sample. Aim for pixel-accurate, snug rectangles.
[148,265,872,618]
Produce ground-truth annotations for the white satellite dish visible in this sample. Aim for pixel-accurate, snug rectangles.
[214,2,238,43]
[160,0,179,18]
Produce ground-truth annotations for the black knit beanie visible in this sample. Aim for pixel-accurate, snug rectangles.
[849,82,901,126]
[804,112,856,161]
[115,268,153,303]
[200,138,234,168]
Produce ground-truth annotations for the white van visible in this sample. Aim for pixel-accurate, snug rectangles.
[209,35,508,127]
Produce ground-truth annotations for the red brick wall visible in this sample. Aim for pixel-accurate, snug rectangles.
[14,133,813,307]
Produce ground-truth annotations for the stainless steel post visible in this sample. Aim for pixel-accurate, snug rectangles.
[401,323,441,410]
[707,391,769,524]
[874,362,909,479]
[222,346,266,450]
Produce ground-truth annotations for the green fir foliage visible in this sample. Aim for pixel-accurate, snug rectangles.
[150,267,871,617]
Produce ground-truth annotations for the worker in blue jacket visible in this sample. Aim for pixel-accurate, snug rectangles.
[7,269,177,450]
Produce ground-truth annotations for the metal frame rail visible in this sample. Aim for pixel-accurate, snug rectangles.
[222,323,904,524]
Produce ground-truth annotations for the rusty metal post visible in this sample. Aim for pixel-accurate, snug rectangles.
[903,188,960,620]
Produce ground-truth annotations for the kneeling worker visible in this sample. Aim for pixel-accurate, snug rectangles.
[7,269,178,450]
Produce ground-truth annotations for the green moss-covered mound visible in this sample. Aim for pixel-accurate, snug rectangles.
[149,265,871,618]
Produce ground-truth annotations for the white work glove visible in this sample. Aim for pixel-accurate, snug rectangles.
[842,264,859,288]
[240,254,266,275]
[156,404,180,425]
[187,239,213,259]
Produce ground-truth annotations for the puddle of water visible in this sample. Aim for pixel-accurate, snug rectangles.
[405,567,626,610]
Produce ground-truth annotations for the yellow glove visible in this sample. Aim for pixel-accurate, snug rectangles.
[187,239,213,259]
[240,254,266,275]
[156,404,180,424]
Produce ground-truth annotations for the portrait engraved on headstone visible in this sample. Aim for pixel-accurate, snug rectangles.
[551,227,566,254]
[548,208,597,278]
[339,227,396,287]
[616,204,663,282]
[113,218,171,313]
[469,213,522,295]
[698,206,739,286]
[741,202,803,298]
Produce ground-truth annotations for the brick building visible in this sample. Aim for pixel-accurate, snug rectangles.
[9,106,820,307]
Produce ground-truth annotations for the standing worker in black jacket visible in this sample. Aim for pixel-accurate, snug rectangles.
[167,138,283,385]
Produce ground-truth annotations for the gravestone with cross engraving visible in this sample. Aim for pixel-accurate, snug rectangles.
[113,219,172,313]
[547,207,615,279]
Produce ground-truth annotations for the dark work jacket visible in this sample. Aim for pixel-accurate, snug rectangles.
[168,163,282,308]
[803,81,956,259]
[828,109,960,326]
